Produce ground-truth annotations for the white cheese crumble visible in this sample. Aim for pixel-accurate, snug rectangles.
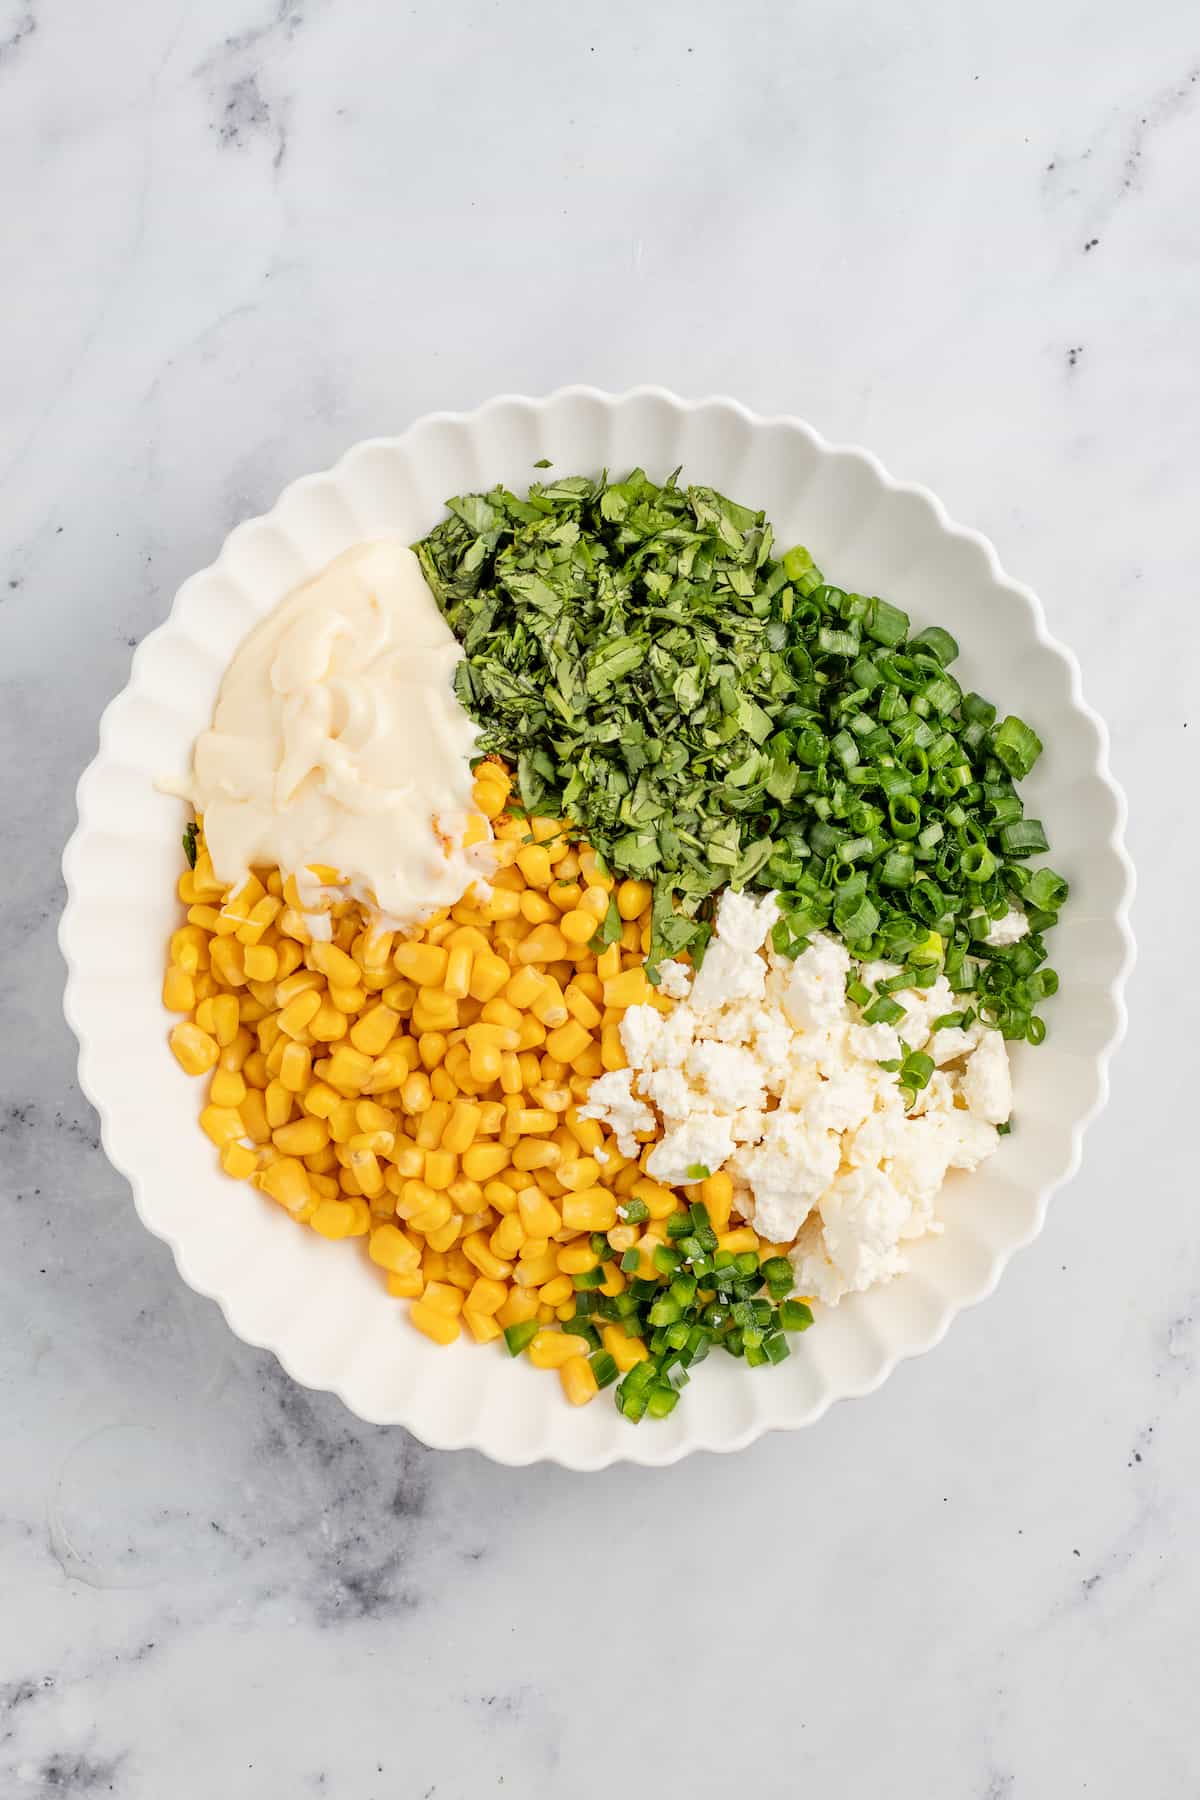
[584,887,1013,1307]
[984,906,1030,949]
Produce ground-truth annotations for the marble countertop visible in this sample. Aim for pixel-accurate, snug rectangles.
[2,2,1196,1794]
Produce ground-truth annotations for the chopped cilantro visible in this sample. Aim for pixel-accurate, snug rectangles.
[182,821,198,869]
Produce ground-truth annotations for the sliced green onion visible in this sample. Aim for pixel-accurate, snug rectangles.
[993,715,1043,778]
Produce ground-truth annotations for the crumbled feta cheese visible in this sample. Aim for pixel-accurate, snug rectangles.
[689,937,767,1013]
[655,959,693,1000]
[984,906,1030,949]
[618,1003,665,1072]
[960,1029,1012,1125]
[928,1019,985,1066]
[684,1040,767,1113]
[770,932,852,1032]
[733,1114,840,1243]
[711,886,778,953]
[581,883,1012,1310]
[847,1021,903,1064]
[577,1068,655,1155]
[644,1111,736,1185]
[641,1066,692,1121]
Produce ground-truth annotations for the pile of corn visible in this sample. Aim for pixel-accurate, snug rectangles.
[164,760,756,1407]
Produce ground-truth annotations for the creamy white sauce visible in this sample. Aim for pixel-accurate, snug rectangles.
[187,539,492,928]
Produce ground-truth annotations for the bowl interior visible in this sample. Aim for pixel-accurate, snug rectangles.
[62,390,1132,1467]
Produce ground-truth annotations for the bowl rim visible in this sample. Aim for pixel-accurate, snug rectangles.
[59,385,1137,1467]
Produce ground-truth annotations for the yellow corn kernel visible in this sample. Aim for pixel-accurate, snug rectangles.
[467,949,510,1001]
[409,1301,460,1346]
[412,1098,450,1150]
[310,1198,357,1239]
[409,1192,453,1234]
[511,1138,561,1172]
[423,1279,466,1318]
[306,1004,345,1042]
[239,1089,270,1144]
[517,1188,562,1238]
[461,1306,501,1343]
[273,1116,329,1156]
[259,1157,313,1214]
[309,940,359,988]
[701,1170,734,1232]
[543,1019,591,1064]
[529,977,568,1029]
[556,1156,600,1193]
[496,1287,540,1329]
[461,1231,512,1281]
[616,878,651,921]
[483,1176,518,1215]
[338,1003,396,1056]
[596,943,621,981]
[563,1110,604,1156]
[558,908,596,947]
[435,1099,479,1155]
[394,941,449,987]
[421,1247,449,1284]
[460,1142,510,1182]
[411,1032,443,1073]
[382,979,417,1016]
[598,1262,625,1298]
[243,943,278,983]
[632,1177,678,1220]
[515,844,552,888]
[264,1079,293,1130]
[169,1021,220,1076]
[276,989,319,1040]
[602,967,650,1008]
[718,1226,760,1255]
[528,1328,582,1370]
[513,1249,559,1288]
[162,966,195,1013]
[602,1324,649,1371]
[220,1140,258,1180]
[520,890,558,926]
[517,922,569,965]
[503,965,546,1009]
[607,1223,638,1254]
[443,1248,477,1290]
[489,1214,524,1262]
[561,1188,618,1232]
[278,1040,312,1094]
[306,1143,339,1175]
[411,990,460,1033]
[556,1243,599,1275]
[325,1045,374,1093]
[386,1269,425,1299]
[560,1356,599,1406]
[509,1107,556,1136]
[301,1080,338,1120]
[398,1070,433,1117]
[206,993,238,1047]
[368,1223,421,1274]
[422,1147,457,1191]
[538,1275,574,1308]
[494,1050,520,1096]
[208,936,248,989]
[440,944,472,1000]
[464,1275,507,1316]
[209,1068,247,1109]
[186,903,222,934]
[424,1215,462,1253]
[563,985,601,1032]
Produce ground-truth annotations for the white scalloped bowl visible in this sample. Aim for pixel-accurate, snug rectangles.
[60,389,1134,1468]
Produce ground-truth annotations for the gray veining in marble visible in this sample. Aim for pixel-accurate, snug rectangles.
[2,1,1198,1795]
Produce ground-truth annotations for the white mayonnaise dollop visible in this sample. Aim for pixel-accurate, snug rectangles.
[187,539,491,928]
